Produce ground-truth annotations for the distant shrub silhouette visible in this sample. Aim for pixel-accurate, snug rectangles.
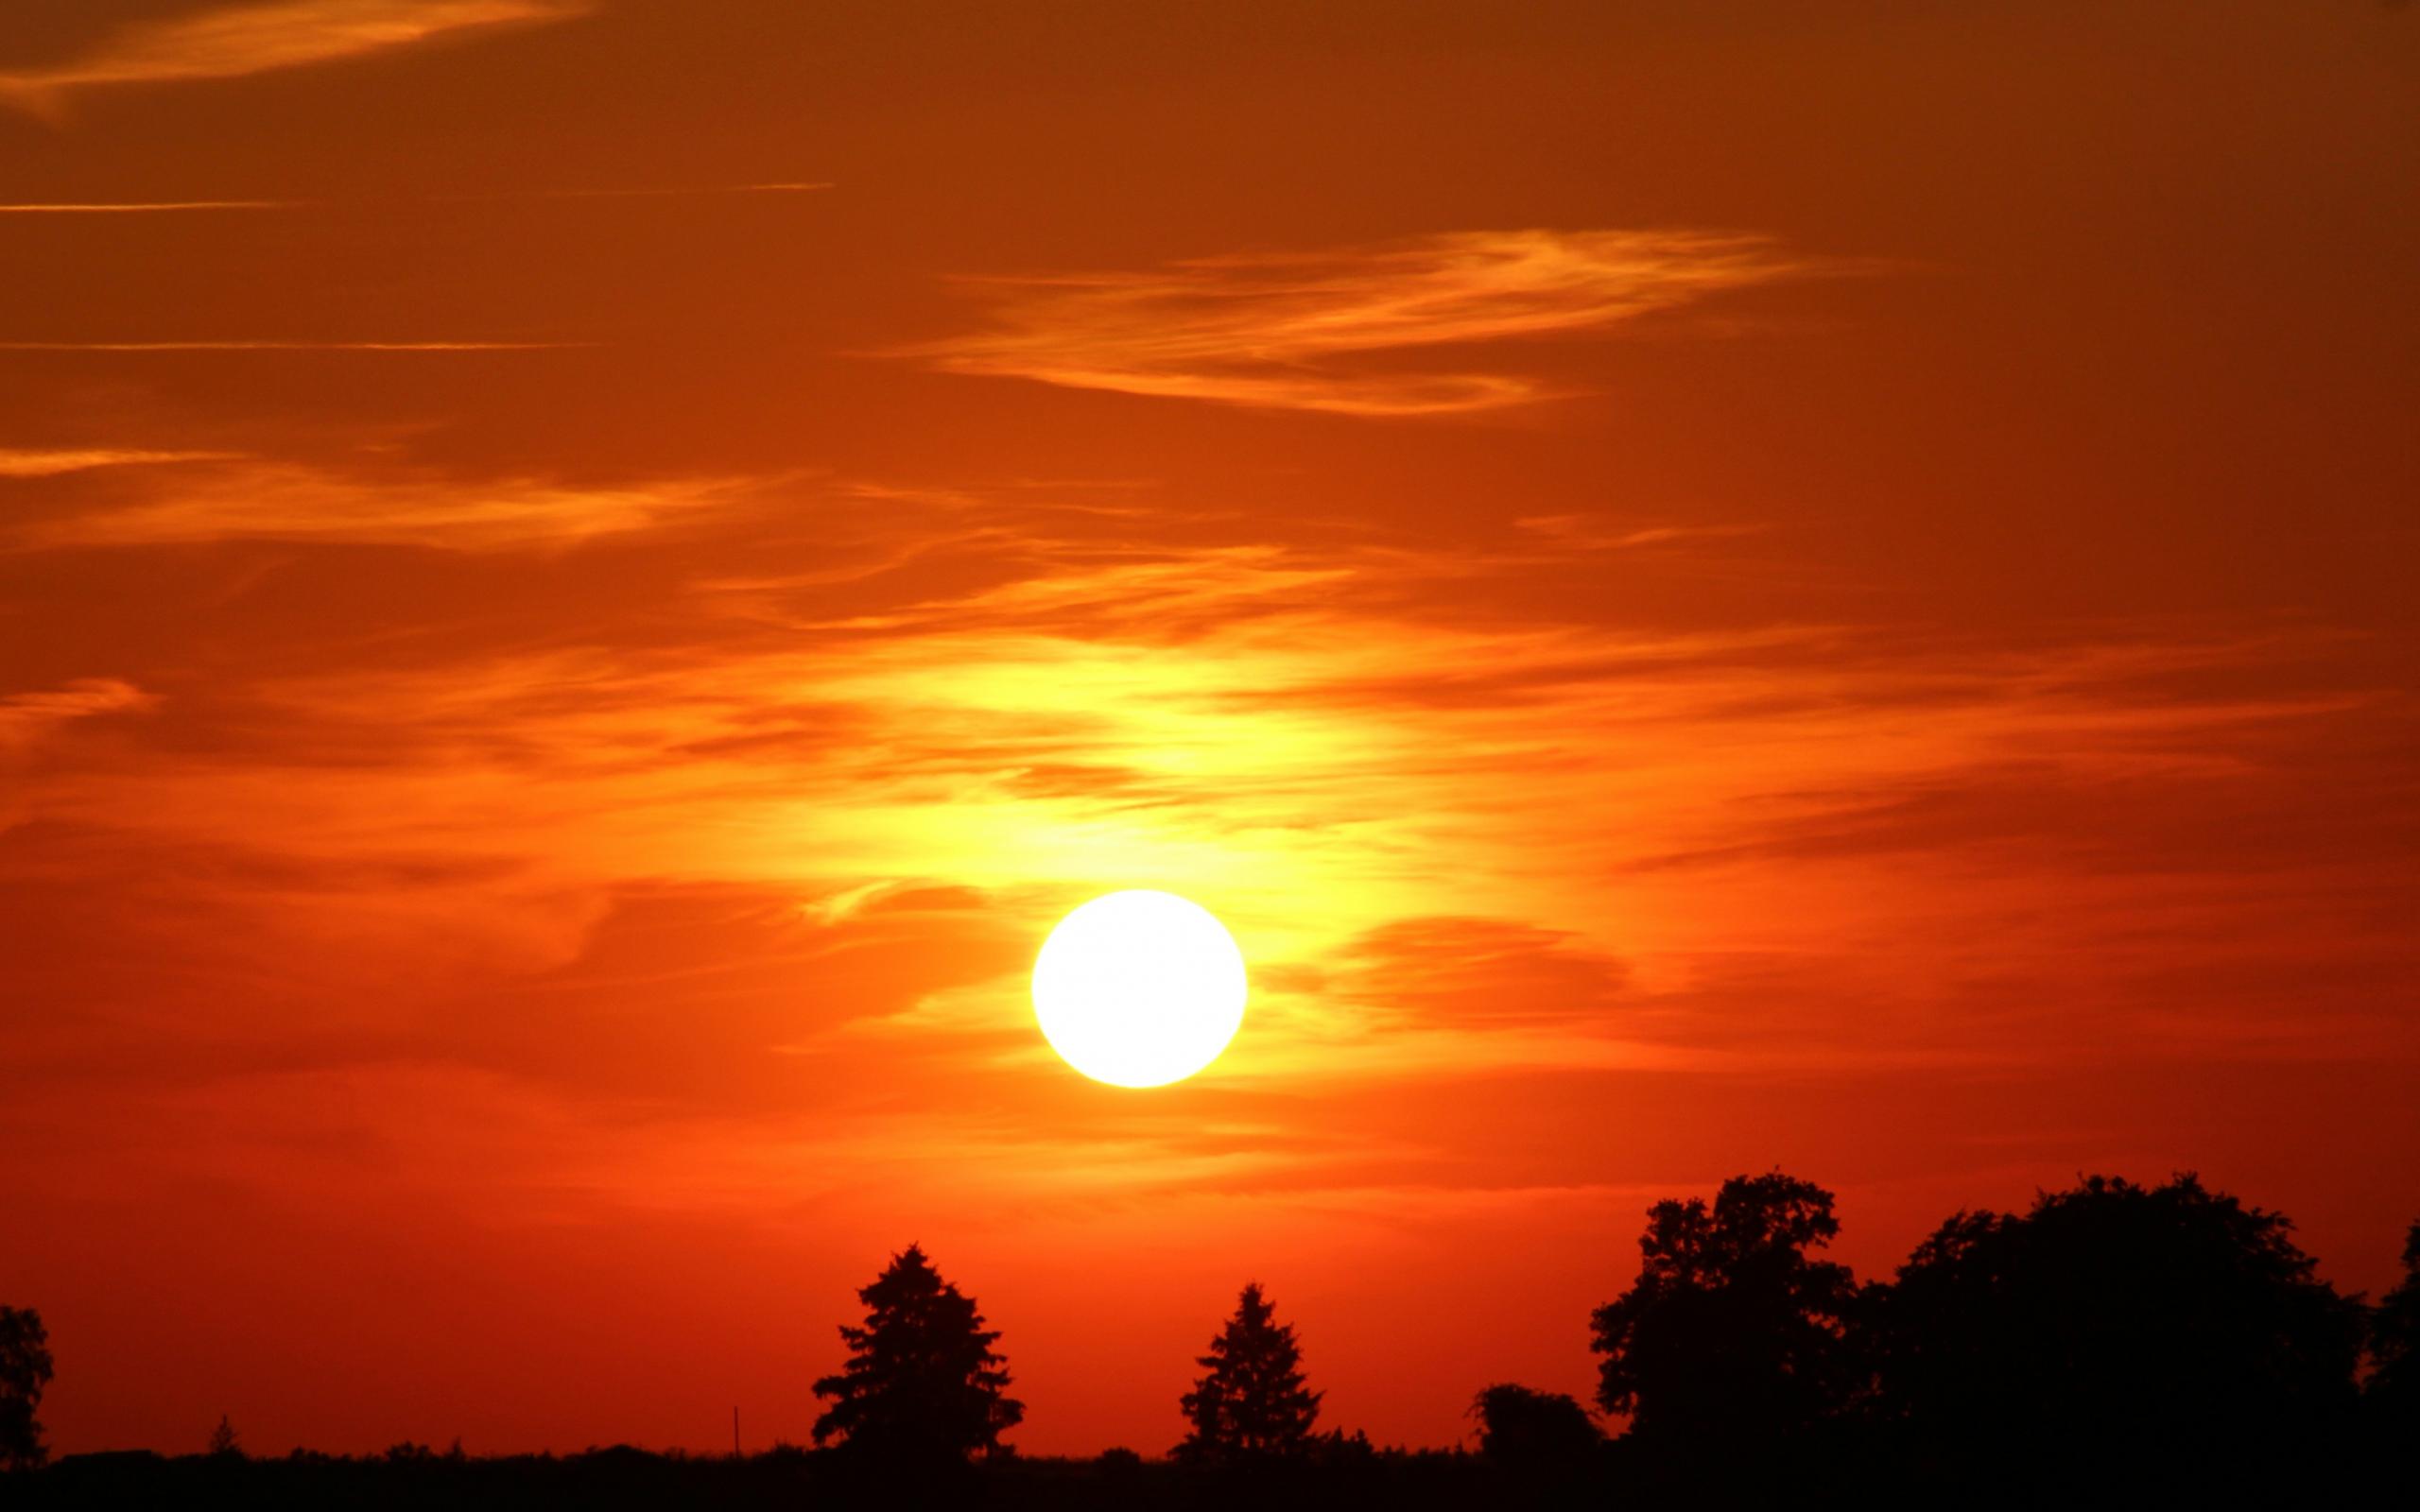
[1469,1383,1599,1466]
[2363,1218,2420,1421]
[1178,1282,1322,1461]
[0,1306,52,1473]
[1591,1171,1860,1453]
[812,1244,1022,1463]
[1864,1173,2364,1474]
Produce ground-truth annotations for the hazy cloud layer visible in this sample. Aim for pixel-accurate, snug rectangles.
[901,230,1817,415]
[0,0,587,112]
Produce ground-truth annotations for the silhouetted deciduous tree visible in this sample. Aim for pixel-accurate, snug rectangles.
[812,1245,1022,1462]
[1590,1172,1860,1454]
[1864,1173,2364,1471]
[1178,1282,1322,1461]
[0,1306,52,1473]
[2361,1219,2419,1420]
[1470,1383,1599,1466]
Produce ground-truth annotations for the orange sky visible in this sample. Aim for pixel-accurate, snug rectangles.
[3,0,2416,1459]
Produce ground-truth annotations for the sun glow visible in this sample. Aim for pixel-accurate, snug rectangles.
[1031,890,1249,1088]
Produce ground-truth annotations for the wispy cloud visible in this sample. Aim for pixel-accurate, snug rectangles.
[0,199,295,214]
[0,0,588,113]
[0,678,154,751]
[898,230,1820,416]
[9,461,740,550]
[0,447,241,476]
[0,340,580,352]
[491,181,834,199]
[0,184,826,215]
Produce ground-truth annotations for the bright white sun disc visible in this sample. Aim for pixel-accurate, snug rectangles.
[1031,890,1247,1088]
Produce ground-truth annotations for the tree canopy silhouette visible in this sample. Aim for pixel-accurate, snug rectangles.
[811,1245,1022,1463]
[2361,1218,2420,1420]
[1178,1282,1322,1461]
[0,1306,51,1474]
[1469,1383,1599,1467]
[1864,1173,2364,1469]
[1590,1171,1859,1452]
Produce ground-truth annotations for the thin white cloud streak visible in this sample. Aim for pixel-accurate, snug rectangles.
[0,0,589,113]
[900,229,1822,416]
[0,448,241,476]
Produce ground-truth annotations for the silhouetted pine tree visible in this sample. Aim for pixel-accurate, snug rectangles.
[811,1245,1022,1462]
[1178,1282,1322,1461]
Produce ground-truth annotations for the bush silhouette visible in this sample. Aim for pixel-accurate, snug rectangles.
[1590,1171,1860,1453]
[1864,1173,2364,1475]
[1470,1383,1599,1466]
[0,1306,52,1473]
[1178,1282,1322,1461]
[812,1244,1022,1463]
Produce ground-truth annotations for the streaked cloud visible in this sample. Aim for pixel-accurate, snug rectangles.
[9,461,741,550]
[899,230,1819,415]
[0,340,581,352]
[0,447,241,476]
[499,181,834,199]
[0,199,294,214]
[0,0,588,112]
[0,186,822,213]
[0,678,154,751]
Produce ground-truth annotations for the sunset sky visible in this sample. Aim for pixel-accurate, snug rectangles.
[3,0,2416,1459]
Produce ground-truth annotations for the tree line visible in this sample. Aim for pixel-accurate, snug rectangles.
[7,1169,2418,1497]
[792,1171,2418,1487]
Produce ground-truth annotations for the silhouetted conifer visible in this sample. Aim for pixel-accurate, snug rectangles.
[206,1414,241,1458]
[812,1244,1022,1462]
[1178,1282,1322,1461]
[0,1306,51,1473]
[1590,1172,1859,1452]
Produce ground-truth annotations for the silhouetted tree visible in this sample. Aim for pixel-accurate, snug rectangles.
[1590,1172,1859,1452]
[0,1306,52,1473]
[206,1414,241,1458]
[1864,1174,2364,1472]
[1178,1282,1322,1461]
[1470,1383,1600,1466]
[812,1245,1022,1462]
[2362,1218,2420,1418]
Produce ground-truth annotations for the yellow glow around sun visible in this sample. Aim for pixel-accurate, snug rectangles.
[1031,890,1248,1088]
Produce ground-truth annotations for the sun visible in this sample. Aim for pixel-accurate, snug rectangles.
[1031,890,1249,1088]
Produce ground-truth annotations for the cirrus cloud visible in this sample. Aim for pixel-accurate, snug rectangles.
[0,0,588,114]
[898,229,1825,416]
